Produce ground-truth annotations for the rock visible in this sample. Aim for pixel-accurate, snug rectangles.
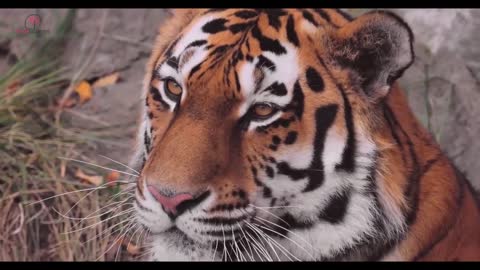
[395,9,480,80]
[400,45,480,190]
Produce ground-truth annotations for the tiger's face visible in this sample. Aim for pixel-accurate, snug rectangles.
[132,9,414,261]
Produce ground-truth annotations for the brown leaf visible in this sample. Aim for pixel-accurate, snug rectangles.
[60,160,66,178]
[5,80,22,97]
[74,168,103,186]
[106,171,120,187]
[126,242,140,255]
[74,80,93,104]
[92,72,120,89]
[122,238,140,255]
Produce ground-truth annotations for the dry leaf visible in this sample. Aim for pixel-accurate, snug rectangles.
[92,72,120,89]
[5,80,22,97]
[74,80,93,104]
[125,242,140,255]
[74,168,103,186]
[60,160,66,178]
[122,238,140,255]
[106,171,120,187]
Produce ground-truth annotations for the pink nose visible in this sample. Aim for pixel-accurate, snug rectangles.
[147,185,193,216]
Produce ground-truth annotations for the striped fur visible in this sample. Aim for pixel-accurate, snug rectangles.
[130,9,480,261]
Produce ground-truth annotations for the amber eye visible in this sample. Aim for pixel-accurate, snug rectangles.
[252,103,278,119]
[163,78,182,99]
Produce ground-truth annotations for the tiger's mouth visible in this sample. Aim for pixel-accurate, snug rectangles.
[162,221,272,261]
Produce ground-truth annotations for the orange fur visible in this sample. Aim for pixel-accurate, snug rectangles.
[136,9,480,261]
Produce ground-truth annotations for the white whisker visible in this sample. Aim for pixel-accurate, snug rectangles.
[58,157,139,177]
[97,154,140,174]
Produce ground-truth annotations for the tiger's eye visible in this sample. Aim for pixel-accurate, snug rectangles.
[164,79,182,96]
[253,103,277,118]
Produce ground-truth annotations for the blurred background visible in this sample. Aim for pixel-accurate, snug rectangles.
[0,9,479,261]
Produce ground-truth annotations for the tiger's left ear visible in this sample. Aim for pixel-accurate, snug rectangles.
[326,11,414,100]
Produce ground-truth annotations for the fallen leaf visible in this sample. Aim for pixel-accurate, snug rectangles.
[5,80,22,97]
[126,242,140,255]
[74,80,93,104]
[122,238,140,255]
[105,171,120,187]
[74,168,103,186]
[92,72,120,89]
[60,160,66,178]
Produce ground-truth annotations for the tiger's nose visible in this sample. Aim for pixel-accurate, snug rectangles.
[146,185,196,218]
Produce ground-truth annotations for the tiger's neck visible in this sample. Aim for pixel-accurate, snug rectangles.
[376,85,480,261]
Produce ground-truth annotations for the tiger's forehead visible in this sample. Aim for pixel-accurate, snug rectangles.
[154,9,340,102]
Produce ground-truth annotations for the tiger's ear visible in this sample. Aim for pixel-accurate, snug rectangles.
[326,11,414,100]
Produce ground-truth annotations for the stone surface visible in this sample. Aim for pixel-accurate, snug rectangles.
[396,9,480,190]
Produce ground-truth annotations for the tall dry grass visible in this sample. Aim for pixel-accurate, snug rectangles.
[0,10,146,261]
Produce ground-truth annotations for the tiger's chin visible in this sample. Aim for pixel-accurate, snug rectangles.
[148,228,217,261]
[147,226,254,261]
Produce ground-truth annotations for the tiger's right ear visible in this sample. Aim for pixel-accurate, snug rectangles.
[325,11,415,100]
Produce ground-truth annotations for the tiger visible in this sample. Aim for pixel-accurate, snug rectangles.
[129,8,480,261]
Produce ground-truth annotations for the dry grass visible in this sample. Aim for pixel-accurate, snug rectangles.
[0,10,146,261]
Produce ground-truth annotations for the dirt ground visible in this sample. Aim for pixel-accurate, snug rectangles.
[0,8,479,261]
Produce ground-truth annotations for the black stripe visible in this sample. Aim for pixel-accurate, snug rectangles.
[286,80,305,120]
[266,82,287,96]
[209,44,233,57]
[166,56,178,70]
[335,86,356,173]
[234,70,241,92]
[256,55,275,71]
[316,54,356,173]
[163,37,180,59]
[276,213,315,235]
[195,215,249,226]
[284,131,298,145]
[149,86,170,110]
[234,10,258,19]
[202,18,228,34]
[303,104,339,192]
[175,191,211,218]
[144,130,151,153]
[202,229,244,238]
[188,62,203,79]
[251,25,286,55]
[262,9,286,30]
[318,187,351,224]
[302,10,319,27]
[229,23,251,34]
[186,39,207,49]
[313,9,331,23]
[384,104,421,226]
[306,67,325,92]
[286,15,300,47]
[335,9,354,21]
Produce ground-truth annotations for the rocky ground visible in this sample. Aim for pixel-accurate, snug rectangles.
[1,8,479,190]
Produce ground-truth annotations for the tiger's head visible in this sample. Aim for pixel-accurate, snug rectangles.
[131,9,414,261]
